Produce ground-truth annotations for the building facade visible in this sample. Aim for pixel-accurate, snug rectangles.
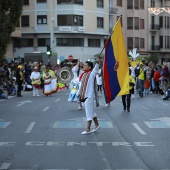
[7,0,162,64]
[148,0,170,64]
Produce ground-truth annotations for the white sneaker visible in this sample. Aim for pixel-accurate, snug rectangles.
[37,94,39,96]
[105,103,110,107]
[33,94,35,96]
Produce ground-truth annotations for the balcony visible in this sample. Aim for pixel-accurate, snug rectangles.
[150,45,160,51]
[109,7,118,14]
[150,24,160,31]
[54,26,85,32]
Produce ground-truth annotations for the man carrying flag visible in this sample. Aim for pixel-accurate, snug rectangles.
[103,16,129,103]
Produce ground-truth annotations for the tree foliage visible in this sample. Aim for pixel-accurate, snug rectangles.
[0,0,23,61]
[144,55,159,64]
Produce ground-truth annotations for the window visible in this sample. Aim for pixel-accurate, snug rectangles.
[37,15,47,24]
[134,17,139,30]
[127,37,133,49]
[135,37,139,49]
[159,16,163,28]
[165,16,167,28]
[57,0,83,5]
[58,15,83,26]
[117,0,122,7]
[127,0,133,9]
[140,0,144,9]
[167,36,170,49]
[167,17,170,28]
[23,0,29,5]
[13,39,34,47]
[127,17,133,29]
[57,38,84,46]
[37,0,47,3]
[140,38,145,48]
[97,17,104,28]
[97,0,103,8]
[21,15,29,27]
[88,39,100,47]
[134,0,139,9]
[38,38,50,46]
[151,0,155,7]
[159,36,163,48]
[140,19,144,29]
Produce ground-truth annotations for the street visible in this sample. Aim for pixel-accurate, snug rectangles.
[0,90,170,170]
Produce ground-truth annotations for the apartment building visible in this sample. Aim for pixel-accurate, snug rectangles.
[148,0,170,64]
[7,0,148,64]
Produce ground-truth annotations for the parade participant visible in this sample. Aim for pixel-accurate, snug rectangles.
[121,68,135,112]
[78,58,100,135]
[68,60,84,110]
[54,65,67,91]
[30,67,41,96]
[43,69,58,96]
[16,65,24,97]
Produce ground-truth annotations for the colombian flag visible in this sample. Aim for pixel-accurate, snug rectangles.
[103,17,129,103]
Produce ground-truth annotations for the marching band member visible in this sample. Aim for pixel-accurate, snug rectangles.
[30,67,41,96]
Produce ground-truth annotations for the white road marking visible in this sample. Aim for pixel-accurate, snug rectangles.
[0,99,5,102]
[0,163,11,169]
[146,103,154,108]
[141,106,149,111]
[55,99,61,102]
[158,100,168,106]
[25,122,35,133]
[132,123,147,135]
[65,93,69,95]
[1,122,11,128]
[42,107,50,111]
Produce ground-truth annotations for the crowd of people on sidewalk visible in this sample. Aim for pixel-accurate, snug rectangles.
[0,60,68,99]
[130,61,170,100]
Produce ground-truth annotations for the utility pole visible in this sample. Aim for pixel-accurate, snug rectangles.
[50,0,54,52]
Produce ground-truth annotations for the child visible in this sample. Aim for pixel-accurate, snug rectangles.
[144,78,150,95]
[0,84,8,99]
[162,84,170,100]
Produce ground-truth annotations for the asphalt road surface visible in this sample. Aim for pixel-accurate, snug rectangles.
[0,89,170,170]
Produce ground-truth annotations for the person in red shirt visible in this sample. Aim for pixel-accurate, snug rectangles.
[144,78,151,95]
[153,67,161,94]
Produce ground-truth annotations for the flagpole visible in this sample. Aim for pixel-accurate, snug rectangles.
[98,15,122,58]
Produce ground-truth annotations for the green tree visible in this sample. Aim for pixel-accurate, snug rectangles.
[144,55,159,64]
[0,0,23,61]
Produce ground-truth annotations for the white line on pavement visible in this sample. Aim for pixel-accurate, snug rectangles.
[132,123,147,135]
[141,106,149,111]
[25,122,35,133]
[65,93,69,95]
[42,107,50,111]
[158,100,168,106]
[55,99,61,102]
[0,163,11,169]
[2,122,11,128]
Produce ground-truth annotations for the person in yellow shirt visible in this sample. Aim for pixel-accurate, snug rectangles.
[136,62,146,97]
[122,68,135,112]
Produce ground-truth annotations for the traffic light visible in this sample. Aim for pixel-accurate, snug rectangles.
[46,45,52,57]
